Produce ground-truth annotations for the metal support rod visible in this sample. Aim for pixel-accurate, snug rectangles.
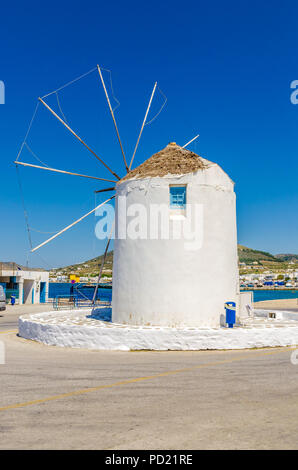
[31,196,115,252]
[14,161,117,183]
[92,221,115,305]
[97,66,129,172]
[38,97,121,180]
[129,82,157,170]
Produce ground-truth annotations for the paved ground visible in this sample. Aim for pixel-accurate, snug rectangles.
[0,305,298,449]
[254,298,298,312]
[0,304,53,331]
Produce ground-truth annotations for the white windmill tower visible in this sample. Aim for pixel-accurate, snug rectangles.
[112,142,238,328]
[15,66,239,328]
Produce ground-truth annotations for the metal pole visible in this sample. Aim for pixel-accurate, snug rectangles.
[91,221,114,305]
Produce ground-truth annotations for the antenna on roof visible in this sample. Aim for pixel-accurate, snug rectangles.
[182,134,200,149]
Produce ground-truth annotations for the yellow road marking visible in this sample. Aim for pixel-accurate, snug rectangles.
[0,346,295,412]
[0,330,18,335]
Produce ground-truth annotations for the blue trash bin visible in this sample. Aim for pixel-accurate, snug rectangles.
[225,301,236,328]
[11,296,16,306]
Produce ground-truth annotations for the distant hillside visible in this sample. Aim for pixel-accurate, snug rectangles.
[51,251,114,278]
[237,245,282,264]
[275,254,298,262]
[51,245,297,277]
[65,251,114,270]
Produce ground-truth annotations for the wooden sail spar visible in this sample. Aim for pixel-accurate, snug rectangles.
[129,82,157,171]
[31,195,115,253]
[94,187,115,193]
[38,98,121,180]
[14,161,118,183]
[182,134,200,148]
[97,66,129,173]
[15,65,169,276]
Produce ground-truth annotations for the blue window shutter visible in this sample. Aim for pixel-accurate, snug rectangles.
[170,186,186,209]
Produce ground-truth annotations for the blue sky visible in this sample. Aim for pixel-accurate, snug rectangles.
[0,0,297,268]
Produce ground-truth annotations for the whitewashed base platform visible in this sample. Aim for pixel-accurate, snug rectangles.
[18,308,298,351]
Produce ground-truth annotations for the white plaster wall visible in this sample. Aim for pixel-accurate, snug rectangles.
[23,279,34,304]
[22,273,49,304]
[237,291,253,320]
[112,163,239,328]
[18,280,48,304]
[45,282,49,303]
[15,271,49,283]
[33,281,39,304]
[18,309,298,351]
[18,282,23,305]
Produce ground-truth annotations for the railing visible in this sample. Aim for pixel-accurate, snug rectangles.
[53,294,111,311]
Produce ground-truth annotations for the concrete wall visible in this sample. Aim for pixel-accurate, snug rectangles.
[26,278,49,305]
[0,270,49,305]
[112,162,239,328]
[23,279,34,304]
[237,291,253,320]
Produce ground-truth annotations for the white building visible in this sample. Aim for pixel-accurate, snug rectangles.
[112,143,239,328]
[0,262,49,304]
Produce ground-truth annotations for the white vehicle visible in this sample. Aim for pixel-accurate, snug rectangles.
[0,286,6,311]
[286,282,293,288]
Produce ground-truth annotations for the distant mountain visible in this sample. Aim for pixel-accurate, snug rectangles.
[51,245,297,277]
[275,254,298,262]
[51,251,114,277]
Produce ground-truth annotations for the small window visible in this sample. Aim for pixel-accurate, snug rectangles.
[170,185,186,209]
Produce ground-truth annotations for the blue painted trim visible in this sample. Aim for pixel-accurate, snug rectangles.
[169,186,186,209]
[40,282,46,303]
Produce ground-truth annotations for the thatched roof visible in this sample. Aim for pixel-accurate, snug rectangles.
[120,142,208,182]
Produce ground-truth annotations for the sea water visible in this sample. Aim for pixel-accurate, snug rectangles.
[49,283,297,303]
[49,283,112,302]
[250,289,298,302]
